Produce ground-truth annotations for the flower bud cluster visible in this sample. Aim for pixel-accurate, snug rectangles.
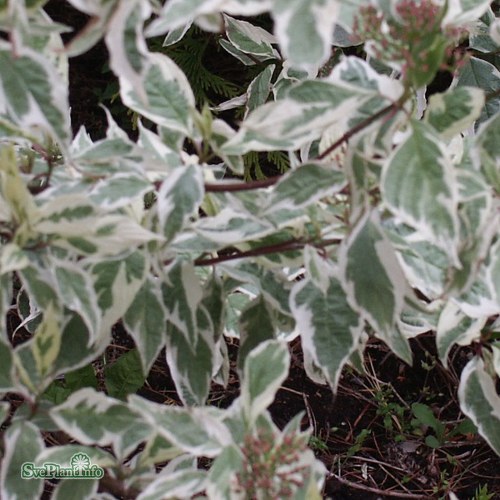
[352,0,468,88]
[234,428,310,499]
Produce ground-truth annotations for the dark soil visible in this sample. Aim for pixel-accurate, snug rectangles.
[4,2,500,499]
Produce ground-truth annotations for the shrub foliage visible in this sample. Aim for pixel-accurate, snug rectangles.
[0,0,499,498]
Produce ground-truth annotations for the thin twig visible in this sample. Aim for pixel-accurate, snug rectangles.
[204,175,281,193]
[316,101,399,161]
[193,237,340,266]
[203,99,402,193]
[327,472,429,499]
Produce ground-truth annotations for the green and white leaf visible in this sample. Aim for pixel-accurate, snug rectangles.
[36,445,116,469]
[0,421,45,500]
[0,243,30,274]
[237,296,276,372]
[471,112,500,192]
[455,57,499,124]
[339,212,412,363]
[246,63,275,115]
[272,0,340,72]
[162,259,203,347]
[206,445,244,499]
[137,469,206,500]
[241,340,290,424]
[424,87,485,140]
[137,434,182,468]
[209,118,245,174]
[220,262,293,315]
[436,301,487,367]
[50,388,151,459]
[442,0,492,27]
[36,195,162,256]
[31,302,63,379]
[290,261,364,392]
[53,261,100,339]
[0,338,14,391]
[224,14,276,59]
[92,251,147,338]
[469,8,499,53]
[120,52,195,135]
[165,306,215,406]
[263,163,346,212]
[193,206,275,245]
[52,479,98,500]
[0,146,38,237]
[381,120,460,264]
[105,0,151,105]
[124,275,167,375]
[47,313,99,377]
[146,0,271,36]
[0,43,70,146]
[157,164,204,241]
[458,356,500,456]
[221,80,369,154]
[129,395,232,457]
[88,173,152,210]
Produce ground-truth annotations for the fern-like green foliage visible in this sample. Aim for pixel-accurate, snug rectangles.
[243,151,290,180]
[161,27,241,106]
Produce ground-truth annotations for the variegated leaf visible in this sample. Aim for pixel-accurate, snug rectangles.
[456,57,499,124]
[472,112,500,192]
[442,0,492,27]
[339,212,412,363]
[221,80,369,154]
[137,469,206,500]
[0,421,45,500]
[146,0,271,36]
[458,357,500,456]
[31,302,63,379]
[166,306,215,406]
[436,301,486,367]
[193,206,275,245]
[120,52,195,135]
[53,261,100,338]
[0,338,14,391]
[241,340,290,424]
[52,479,98,500]
[424,87,485,140]
[157,165,204,241]
[220,261,292,316]
[237,296,276,372]
[381,120,460,263]
[123,276,167,375]
[0,146,38,236]
[89,173,152,210]
[92,251,147,338]
[246,64,275,115]
[36,194,162,256]
[162,259,203,347]
[0,43,70,146]
[263,163,346,212]
[129,395,231,457]
[206,445,244,499]
[137,434,181,469]
[0,401,9,426]
[290,262,363,392]
[272,0,340,73]
[36,445,116,469]
[50,388,152,460]
[105,0,151,104]
[224,14,276,59]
